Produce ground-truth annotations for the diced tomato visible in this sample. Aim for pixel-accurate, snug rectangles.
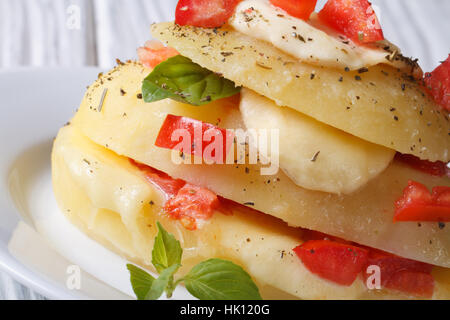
[175,0,241,28]
[293,240,369,286]
[137,40,179,69]
[155,114,234,164]
[424,55,450,111]
[385,271,435,298]
[394,180,450,222]
[363,249,434,298]
[318,0,384,44]
[164,184,220,230]
[129,159,186,198]
[131,160,230,230]
[395,153,449,177]
[270,0,317,21]
[366,249,433,275]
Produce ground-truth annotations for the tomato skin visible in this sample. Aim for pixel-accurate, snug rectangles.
[293,240,369,286]
[164,184,220,230]
[394,180,450,222]
[155,114,234,164]
[175,0,241,28]
[270,0,317,21]
[424,55,450,111]
[137,40,179,69]
[318,0,384,44]
[363,249,434,298]
[395,153,448,177]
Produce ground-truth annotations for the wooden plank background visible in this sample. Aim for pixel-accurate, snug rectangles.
[0,0,449,299]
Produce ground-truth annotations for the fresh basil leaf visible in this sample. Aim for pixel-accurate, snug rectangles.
[183,259,262,300]
[142,55,241,106]
[152,222,183,274]
[145,264,180,300]
[127,264,155,300]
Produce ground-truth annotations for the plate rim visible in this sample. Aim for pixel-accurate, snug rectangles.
[0,67,103,300]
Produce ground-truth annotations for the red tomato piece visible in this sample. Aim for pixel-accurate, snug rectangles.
[366,249,433,275]
[394,180,450,222]
[137,40,179,69]
[155,114,234,164]
[318,0,384,44]
[424,55,450,111]
[175,0,241,28]
[364,249,434,298]
[164,184,220,230]
[131,160,230,230]
[385,271,434,298]
[130,159,185,198]
[270,0,317,21]
[293,240,369,286]
[395,153,449,177]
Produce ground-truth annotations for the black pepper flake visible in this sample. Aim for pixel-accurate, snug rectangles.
[310,73,315,80]
[244,202,255,206]
[120,88,126,96]
[401,83,406,91]
[438,222,446,230]
[311,151,320,162]
[358,67,369,73]
[137,93,143,99]
[338,76,343,82]
[309,249,315,254]
[292,32,306,42]
[256,62,272,70]
[344,67,350,72]
[394,116,399,121]
[245,167,250,174]
[355,75,362,81]
[390,107,396,112]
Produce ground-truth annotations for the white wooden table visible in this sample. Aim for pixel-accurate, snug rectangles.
[0,0,449,300]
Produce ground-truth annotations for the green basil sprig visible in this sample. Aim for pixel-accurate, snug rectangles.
[142,55,241,106]
[127,222,262,300]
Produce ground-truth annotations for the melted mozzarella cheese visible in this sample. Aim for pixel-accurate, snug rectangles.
[229,0,419,74]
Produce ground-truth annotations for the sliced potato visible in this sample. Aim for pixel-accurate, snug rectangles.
[52,124,450,300]
[152,22,450,162]
[240,89,395,194]
[71,62,450,268]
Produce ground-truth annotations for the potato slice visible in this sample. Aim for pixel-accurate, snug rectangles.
[52,124,450,300]
[151,22,450,162]
[71,62,450,268]
[240,89,395,194]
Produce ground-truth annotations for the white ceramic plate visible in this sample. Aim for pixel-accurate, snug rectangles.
[0,68,192,300]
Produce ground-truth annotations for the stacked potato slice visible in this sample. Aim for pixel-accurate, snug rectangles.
[51,21,450,299]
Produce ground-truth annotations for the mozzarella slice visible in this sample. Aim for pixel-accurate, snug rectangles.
[240,89,395,194]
